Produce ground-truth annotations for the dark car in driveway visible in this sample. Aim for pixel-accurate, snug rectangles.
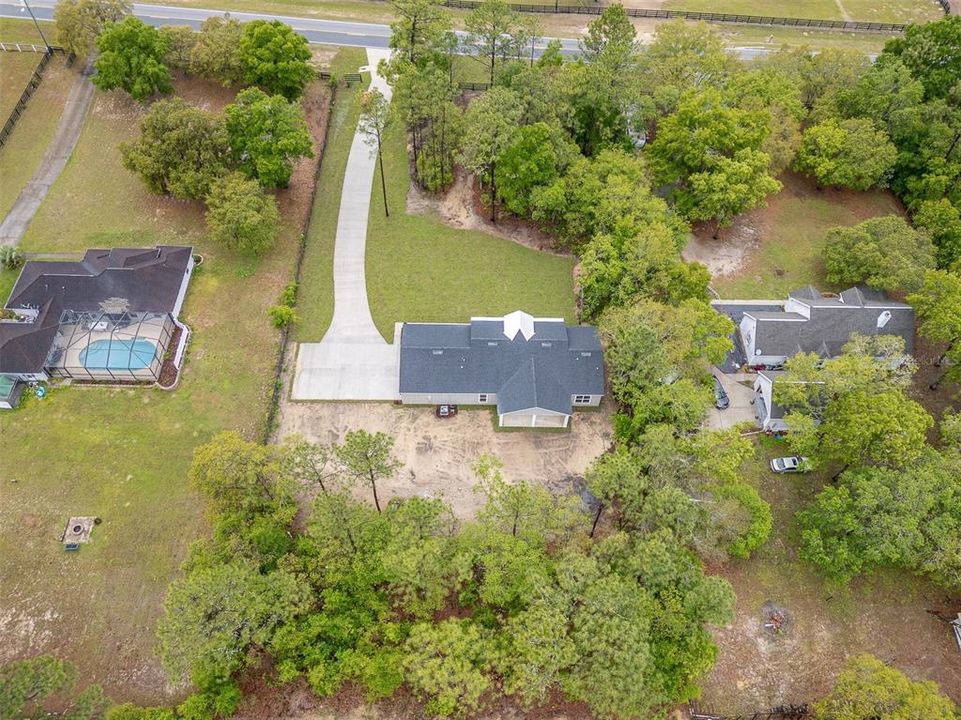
[713,376,730,410]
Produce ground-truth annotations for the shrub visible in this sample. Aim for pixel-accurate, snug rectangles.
[204,172,280,256]
[0,246,25,271]
[268,304,298,328]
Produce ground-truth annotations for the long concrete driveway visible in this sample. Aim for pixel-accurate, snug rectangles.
[292,47,399,401]
[0,62,94,245]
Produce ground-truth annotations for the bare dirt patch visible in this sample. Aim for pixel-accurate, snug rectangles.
[171,71,238,112]
[683,215,761,279]
[277,398,614,519]
[406,168,566,256]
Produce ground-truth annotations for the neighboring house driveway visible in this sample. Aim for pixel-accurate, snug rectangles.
[704,371,758,430]
[0,62,95,246]
[292,48,399,401]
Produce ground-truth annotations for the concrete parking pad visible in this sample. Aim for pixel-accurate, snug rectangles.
[705,371,759,430]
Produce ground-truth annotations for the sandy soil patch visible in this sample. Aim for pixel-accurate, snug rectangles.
[277,398,614,519]
[683,214,762,279]
[406,168,566,256]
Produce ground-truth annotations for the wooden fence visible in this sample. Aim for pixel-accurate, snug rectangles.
[0,47,64,149]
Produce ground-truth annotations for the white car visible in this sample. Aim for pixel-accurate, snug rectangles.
[770,456,809,473]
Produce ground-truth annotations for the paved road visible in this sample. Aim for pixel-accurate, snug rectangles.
[292,47,400,401]
[0,60,94,246]
[1,0,773,60]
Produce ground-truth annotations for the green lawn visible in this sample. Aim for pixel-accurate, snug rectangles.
[0,54,76,221]
[0,66,334,702]
[715,24,898,53]
[0,51,41,119]
[0,17,51,43]
[711,173,902,299]
[664,0,943,23]
[365,123,575,341]
[701,435,961,712]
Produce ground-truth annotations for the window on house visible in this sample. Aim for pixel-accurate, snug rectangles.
[580,352,592,357]
[487,341,498,347]
[432,350,444,355]
[478,394,489,403]
[541,342,552,347]
[573,395,591,404]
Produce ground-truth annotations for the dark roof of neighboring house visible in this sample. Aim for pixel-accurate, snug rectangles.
[1,246,192,375]
[6,246,193,313]
[0,299,60,374]
[399,314,605,416]
[744,286,914,359]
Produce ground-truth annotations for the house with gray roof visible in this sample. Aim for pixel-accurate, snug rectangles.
[735,285,914,368]
[0,246,194,408]
[751,370,828,432]
[399,310,604,428]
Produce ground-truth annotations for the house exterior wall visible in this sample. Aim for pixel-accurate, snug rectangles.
[570,394,601,408]
[739,316,757,360]
[753,375,788,432]
[8,371,49,382]
[399,392,497,406]
[499,409,570,428]
[172,255,195,319]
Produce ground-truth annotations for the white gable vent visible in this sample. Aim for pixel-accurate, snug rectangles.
[877,311,892,329]
[503,310,535,341]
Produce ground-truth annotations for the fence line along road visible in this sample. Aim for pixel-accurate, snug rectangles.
[438,0,922,32]
[0,41,56,52]
[0,46,66,148]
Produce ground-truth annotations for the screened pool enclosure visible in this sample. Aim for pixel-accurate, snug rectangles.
[45,310,174,381]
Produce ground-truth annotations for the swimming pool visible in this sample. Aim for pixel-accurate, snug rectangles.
[79,339,158,371]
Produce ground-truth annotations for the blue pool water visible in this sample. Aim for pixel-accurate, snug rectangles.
[79,339,158,371]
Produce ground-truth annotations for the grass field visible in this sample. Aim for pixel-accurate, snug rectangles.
[364,124,576,341]
[0,54,76,221]
[0,51,41,119]
[709,172,902,299]
[702,435,961,712]
[664,0,944,23]
[0,17,51,43]
[0,67,332,703]
[714,24,898,53]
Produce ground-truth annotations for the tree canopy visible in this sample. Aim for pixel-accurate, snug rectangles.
[93,16,172,101]
[239,20,314,100]
[225,87,313,188]
[120,98,229,199]
[814,654,959,719]
[794,117,897,190]
[204,172,281,256]
[822,214,935,293]
[54,0,130,58]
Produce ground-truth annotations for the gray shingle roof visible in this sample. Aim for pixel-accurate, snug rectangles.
[399,315,604,415]
[747,286,914,358]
